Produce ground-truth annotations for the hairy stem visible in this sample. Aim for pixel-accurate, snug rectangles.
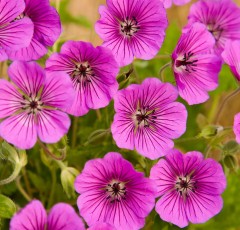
[16,177,31,202]
[159,62,171,82]
[0,164,22,186]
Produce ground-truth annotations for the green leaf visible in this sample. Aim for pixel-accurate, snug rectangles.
[0,194,16,219]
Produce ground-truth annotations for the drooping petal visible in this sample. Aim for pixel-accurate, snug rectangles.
[222,40,240,81]
[155,191,189,228]
[41,71,74,111]
[10,200,47,230]
[47,203,85,230]
[234,113,240,143]
[0,0,25,25]
[0,18,33,51]
[24,0,61,47]
[7,37,48,61]
[36,110,71,144]
[8,61,45,97]
[0,112,37,149]
[0,79,23,118]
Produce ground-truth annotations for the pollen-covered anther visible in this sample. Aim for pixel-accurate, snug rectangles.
[71,62,93,86]
[21,94,44,115]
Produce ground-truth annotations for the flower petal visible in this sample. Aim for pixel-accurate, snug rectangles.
[0,48,8,61]
[47,203,85,230]
[10,200,47,230]
[36,110,70,144]
[8,61,45,96]
[0,18,33,50]
[234,113,240,143]
[0,79,23,118]
[0,112,37,149]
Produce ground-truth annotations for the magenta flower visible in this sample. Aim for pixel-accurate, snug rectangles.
[234,113,240,144]
[10,200,85,230]
[95,0,168,67]
[88,222,116,230]
[6,0,61,61]
[111,78,187,159]
[222,40,240,82]
[186,0,240,56]
[0,0,33,61]
[74,152,156,230]
[161,0,191,9]
[150,149,227,228]
[46,41,119,116]
[0,61,74,149]
[172,23,222,105]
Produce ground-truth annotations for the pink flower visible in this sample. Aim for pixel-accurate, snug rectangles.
[6,0,61,61]
[46,41,119,116]
[161,0,191,9]
[111,78,187,159]
[150,149,227,228]
[95,0,168,66]
[222,40,240,82]
[10,200,85,230]
[0,61,74,149]
[234,113,240,144]
[186,0,240,56]
[88,222,116,230]
[0,0,33,61]
[172,23,222,105]
[75,152,156,230]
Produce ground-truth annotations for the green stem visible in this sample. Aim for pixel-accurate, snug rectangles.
[159,62,171,82]
[0,164,21,186]
[215,87,240,123]
[52,0,61,52]
[48,168,57,209]
[21,167,33,197]
[71,117,78,149]
[54,160,67,170]
[16,177,31,202]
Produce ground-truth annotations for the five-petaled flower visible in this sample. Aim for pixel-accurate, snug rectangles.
[74,152,156,230]
[46,41,119,116]
[10,200,85,230]
[95,0,168,67]
[6,0,61,61]
[186,0,240,56]
[150,149,227,228]
[172,23,222,105]
[0,61,74,149]
[111,78,187,159]
[0,0,33,62]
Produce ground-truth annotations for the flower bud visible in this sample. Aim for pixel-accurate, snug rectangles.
[60,167,80,199]
[200,125,223,139]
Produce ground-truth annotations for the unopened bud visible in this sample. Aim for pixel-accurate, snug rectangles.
[200,125,223,139]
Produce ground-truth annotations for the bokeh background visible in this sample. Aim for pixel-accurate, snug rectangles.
[1,0,240,229]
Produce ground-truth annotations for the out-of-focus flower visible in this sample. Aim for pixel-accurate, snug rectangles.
[0,0,33,62]
[222,40,240,82]
[234,113,240,143]
[0,61,74,149]
[186,0,240,56]
[46,41,119,116]
[10,200,85,230]
[111,78,187,159]
[75,152,156,230]
[161,0,191,9]
[6,0,61,61]
[95,0,168,67]
[150,149,227,228]
[172,23,222,105]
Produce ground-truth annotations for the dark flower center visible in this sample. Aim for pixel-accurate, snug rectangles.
[175,175,197,198]
[21,94,44,115]
[207,24,223,42]
[175,51,198,73]
[106,181,127,203]
[135,106,157,128]
[70,62,94,87]
[120,16,140,37]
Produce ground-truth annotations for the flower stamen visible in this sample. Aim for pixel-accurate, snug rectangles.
[120,16,140,37]
[106,181,127,203]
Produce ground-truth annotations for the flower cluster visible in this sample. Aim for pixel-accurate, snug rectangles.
[1,0,239,229]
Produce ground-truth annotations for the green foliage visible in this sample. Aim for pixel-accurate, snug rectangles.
[0,194,16,219]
